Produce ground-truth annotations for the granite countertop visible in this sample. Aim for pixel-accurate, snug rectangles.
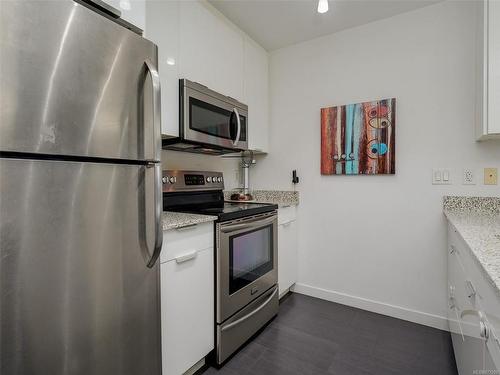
[443,196,500,296]
[162,212,217,231]
[224,190,299,207]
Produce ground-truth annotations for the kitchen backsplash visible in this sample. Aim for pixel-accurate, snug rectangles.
[161,150,241,190]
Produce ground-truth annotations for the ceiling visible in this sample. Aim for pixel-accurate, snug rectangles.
[208,0,442,51]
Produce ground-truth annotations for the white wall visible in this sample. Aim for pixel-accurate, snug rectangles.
[252,0,500,328]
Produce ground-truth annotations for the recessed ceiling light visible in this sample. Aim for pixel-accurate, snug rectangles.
[317,0,329,14]
[119,0,131,11]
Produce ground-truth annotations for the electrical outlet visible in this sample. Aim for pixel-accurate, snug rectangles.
[484,168,498,185]
[463,168,476,185]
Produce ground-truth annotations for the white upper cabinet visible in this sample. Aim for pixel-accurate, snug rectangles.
[476,0,500,140]
[244,37,269,153]
[487,0,500,135]
[145,0,179,137]
[102,0,146,31]
[145,0,269,151]
[178,1,244,102]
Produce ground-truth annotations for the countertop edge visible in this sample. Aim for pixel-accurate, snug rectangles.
[162,212,217,231]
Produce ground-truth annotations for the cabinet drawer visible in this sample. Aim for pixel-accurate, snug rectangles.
[160,248,214,375]
[448,223,500,340]
[161,222,213,264]
[278,205,297,225]
[487,330,500,370]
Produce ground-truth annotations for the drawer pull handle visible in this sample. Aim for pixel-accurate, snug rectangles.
[175,251,198,264]
[175,224,198,231]
[450,245,456,254]
[280,220,293,227]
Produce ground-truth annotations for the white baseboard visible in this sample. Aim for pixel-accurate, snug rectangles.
[291,283,449,331]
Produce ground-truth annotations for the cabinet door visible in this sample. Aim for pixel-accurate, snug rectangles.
[102,0,145,31]
[161,248,214,375]
[244,37,269,152]
[178,1,244,101]
[488,0,500,134]
[145,0,179,137]
[278,218,298,298]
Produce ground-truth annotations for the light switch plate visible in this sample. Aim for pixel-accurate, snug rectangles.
[484,168,498,185]
[432,168,452,185]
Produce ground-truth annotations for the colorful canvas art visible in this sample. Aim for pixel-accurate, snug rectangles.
[320,98,396,175]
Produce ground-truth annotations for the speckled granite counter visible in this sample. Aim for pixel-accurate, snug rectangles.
[224,190,299,207]
[162,212,216,231]
[443,196,500,296]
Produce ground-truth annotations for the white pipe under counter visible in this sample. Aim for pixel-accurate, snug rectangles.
[443,196,500,374]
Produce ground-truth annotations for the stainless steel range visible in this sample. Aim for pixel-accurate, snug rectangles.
[163,170,279,365]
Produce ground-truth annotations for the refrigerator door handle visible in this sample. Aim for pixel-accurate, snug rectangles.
[145,162,163,268]
[144,59,162,268]
[144,59,162,163]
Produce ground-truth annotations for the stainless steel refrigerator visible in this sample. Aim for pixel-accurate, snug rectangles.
[0,1,163,374]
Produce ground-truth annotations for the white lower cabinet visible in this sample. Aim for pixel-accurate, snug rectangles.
[447,223,500,374]
[278,206,298,298]
[161,224,214,375]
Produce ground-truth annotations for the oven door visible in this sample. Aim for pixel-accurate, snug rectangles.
[181,86,248,151]
[216,212,277,323]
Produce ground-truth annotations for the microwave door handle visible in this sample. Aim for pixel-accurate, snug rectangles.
[232,108,241,146]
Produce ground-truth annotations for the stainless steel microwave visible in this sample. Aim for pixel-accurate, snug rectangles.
[163,79,248,154]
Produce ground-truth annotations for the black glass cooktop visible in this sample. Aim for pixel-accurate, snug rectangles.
[163,190,278,221]
[171,202,278,222]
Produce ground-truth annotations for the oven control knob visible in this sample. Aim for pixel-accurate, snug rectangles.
[162,176,168,184]
[169,176,176,184]
[217,177,222,183]
[206,176,211,183]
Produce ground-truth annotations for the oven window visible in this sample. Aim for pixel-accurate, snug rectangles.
[229,224,273,295]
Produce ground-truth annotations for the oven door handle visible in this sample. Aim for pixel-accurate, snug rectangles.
[220,215,276,234]
[221,286,278,332]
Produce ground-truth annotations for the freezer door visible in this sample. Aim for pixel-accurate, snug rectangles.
[0,0,161,162]
[0,158,161,375]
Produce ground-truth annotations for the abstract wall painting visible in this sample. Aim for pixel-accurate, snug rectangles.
[320,98,396,175]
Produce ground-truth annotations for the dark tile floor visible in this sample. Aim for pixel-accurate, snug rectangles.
[204,293,458,375]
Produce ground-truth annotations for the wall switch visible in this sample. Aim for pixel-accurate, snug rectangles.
[463,168,476,185]
[433,168,452,185]
[484,168,498,185]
